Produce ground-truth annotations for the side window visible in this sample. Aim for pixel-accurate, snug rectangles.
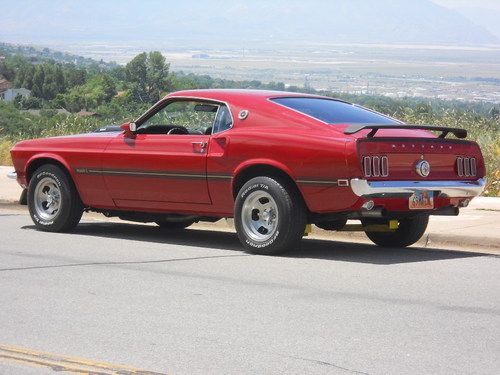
[139,100,219,135]
[212,105,233,134]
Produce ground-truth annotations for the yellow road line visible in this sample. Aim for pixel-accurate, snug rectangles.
[0,344,166,374]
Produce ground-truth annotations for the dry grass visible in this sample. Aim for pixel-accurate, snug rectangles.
[2,112,498,196]
[0,140,13,166]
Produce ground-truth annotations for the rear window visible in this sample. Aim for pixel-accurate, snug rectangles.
[271,97,399,125]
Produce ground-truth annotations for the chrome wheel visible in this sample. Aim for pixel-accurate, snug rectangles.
[34,177,61,221]
[241,190,279,242]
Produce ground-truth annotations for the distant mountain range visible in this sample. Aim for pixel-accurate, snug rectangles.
[0,0,498,46]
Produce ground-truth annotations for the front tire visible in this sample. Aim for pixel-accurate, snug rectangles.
[364,214,429,248]
[28,164,84,232]
[234,176,306,255]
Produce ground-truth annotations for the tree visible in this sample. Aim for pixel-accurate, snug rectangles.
[20,65,35,89]
[146,51,170,103]
[31,66,44,98]
[97,74,117,102]
[56,73,117,112]
[125,52,148,102]
[0,61,15,81]
[64,64,87,88]
[125,51,170,104]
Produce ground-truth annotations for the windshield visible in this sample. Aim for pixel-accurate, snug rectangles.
[271,97,399,125]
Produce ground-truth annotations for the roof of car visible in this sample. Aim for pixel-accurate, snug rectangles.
[165,89,329,102]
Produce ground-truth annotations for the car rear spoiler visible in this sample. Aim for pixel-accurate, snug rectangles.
[343,124,467,139]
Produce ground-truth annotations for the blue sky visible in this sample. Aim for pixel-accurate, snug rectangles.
[0,1,498,45]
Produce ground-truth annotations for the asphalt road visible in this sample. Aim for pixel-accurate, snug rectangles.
[1,209,499,375]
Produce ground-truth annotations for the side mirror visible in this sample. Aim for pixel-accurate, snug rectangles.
[120,122,137,137]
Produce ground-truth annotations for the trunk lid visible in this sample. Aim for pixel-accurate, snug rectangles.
[357,138,485,181]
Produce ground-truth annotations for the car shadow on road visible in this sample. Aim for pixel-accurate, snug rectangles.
[22,221,488,265]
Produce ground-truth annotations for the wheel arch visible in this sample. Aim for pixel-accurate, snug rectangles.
[26,154,73,183]
[25,155,83,203]
[231,160,310,212]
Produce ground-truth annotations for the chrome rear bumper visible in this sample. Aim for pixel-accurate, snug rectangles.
[350,178,486,198]
[7,171,17,180]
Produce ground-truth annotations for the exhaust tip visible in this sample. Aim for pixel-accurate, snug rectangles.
[359,207,386,218]
[459,199,470,208]
[362,200,375,211]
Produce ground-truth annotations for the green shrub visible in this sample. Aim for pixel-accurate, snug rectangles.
[1,100,498,196]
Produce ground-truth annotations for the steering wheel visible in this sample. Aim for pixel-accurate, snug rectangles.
[167,127,189,135]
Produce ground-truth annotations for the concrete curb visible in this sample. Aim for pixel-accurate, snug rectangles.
[321,229,500,251]
[1,201,498,252]
[1,165,499,252]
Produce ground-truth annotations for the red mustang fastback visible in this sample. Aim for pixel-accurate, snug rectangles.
[9,90,486,254]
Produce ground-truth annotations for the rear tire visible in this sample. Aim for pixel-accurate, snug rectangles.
[28,164,84,232]
[364,214,429,248]
[234,176,306,255]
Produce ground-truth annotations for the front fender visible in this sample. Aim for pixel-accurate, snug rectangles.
[25,153,74,181]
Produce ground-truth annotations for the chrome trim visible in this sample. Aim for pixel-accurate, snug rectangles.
[7,171,17,180]
[464,157,471,177]
[238,109,249,120]
[191,141,207,153]
[363,156,371,176]
[350,178,486,198]
[470,158,477,176]
[415,160,430,177]
[372,156,380,177]
[456,157,464,177]
[381,155,389,177]
[135,95,235,134]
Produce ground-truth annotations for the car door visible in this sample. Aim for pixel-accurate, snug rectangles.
[102,99,220,209]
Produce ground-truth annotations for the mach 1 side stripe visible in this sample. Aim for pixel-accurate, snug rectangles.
[296,178,350,186]
[75,168,347,186]
[74,168,232,180]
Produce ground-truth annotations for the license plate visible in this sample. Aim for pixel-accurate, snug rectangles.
[409,190,434,210]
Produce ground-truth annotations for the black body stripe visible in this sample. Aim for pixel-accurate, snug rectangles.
[75,168,345,185]
[74,168,231,180]
[296,179,339,186]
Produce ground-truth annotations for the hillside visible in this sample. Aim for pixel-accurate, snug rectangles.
[0,45,498,195]
[0,42,117,68]
[0,0,498,46]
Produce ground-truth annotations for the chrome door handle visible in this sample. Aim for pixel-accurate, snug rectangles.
[192,141,207,153]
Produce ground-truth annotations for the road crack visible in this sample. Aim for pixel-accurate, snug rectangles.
[0,254,251,272]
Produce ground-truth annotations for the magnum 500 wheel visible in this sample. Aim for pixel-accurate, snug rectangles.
[234,176,306,255]
[28,164,84,232]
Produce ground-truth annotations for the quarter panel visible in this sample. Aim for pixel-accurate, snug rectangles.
[210,126,356,213]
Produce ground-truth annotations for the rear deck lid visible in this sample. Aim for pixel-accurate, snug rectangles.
[357,138,485,181]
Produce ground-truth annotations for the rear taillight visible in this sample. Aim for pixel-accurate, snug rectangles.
[363,156,389,177]
[456,157,477,177]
